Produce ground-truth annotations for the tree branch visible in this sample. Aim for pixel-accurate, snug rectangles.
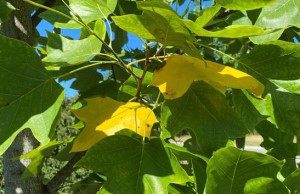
[45,152,85,194]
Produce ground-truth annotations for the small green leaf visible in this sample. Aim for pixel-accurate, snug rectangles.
[43,20,105,66]
[69,0,117,21]
[195,4,221,27]
[185,20,268,38]
[215,0,276,10]
[205,146,284,194]
[0,35,64,154]
[77,135,190,194]
[0,0,15,24]
[244,177,289,194]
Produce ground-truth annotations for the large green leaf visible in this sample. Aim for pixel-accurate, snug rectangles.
[112,1,200,57]
[161,82,248,156]
[244,177,289,194]
[0,35,64,154]
[238,41,300,135]
[284,169,300,193]
[43,20,105,66]
[215,0,276,10]
[76,135,190,194]
[255,0,300,28]
[0,0,15,24]
[205,146,284,194]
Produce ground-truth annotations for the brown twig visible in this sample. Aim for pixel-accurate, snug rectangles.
[135,41,150,100]
[45,152,85,194]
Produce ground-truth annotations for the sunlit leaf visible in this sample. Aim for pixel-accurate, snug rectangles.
[43,20,105,66]
[151,54,264,99]
[77,135,190,193]
[185,20,269,38]
[69,0,117,22]
[215,0,276,10]
[195,4,221,27]
[255,0,300,28]
[244,177,289,194]
[112,1,200,57]
[0,35,64,154]
[71,97,158,152]
[205,146,284,194]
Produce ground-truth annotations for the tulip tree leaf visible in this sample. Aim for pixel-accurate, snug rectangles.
[205,146,284,194]
[185,20,268,38]
[161,82,248,156]
[255,0,300,28]
[77,135,190,194]
[69,0,117,22]
[71,97,158,152]
[215,0,276,10]
[244,177,289,194]
[195,4,221,27]
[151,54,264,99]
[112,2,200,57]
[283,169,300,193]
[0,0,15,24]
[0,35,64,154]
[43,20,106,66]
[238,40,300,135]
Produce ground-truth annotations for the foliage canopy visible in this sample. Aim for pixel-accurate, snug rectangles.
[1,0,300,193]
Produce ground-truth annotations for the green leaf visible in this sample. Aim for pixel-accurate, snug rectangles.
[232,90,267,131]
[112,2,200,57]
[250,29,285,44]
[0,34,64,154]
[69,0,117,21]
[255,0,300,28]
[205,146,284,194]
[184,20,268,38]
[0,0,15,24]
[18,140,68,178]
[161,82,248,156]
[244,177,289,194]
[239,41,300,135]
[43,20,105,66]
[195,4,221,27]
[76,135,190,194]
[284,169,300,193]
[215,0,276,10]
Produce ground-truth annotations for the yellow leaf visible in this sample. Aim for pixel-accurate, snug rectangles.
[71,97,158,152]
[151,54,264,99]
